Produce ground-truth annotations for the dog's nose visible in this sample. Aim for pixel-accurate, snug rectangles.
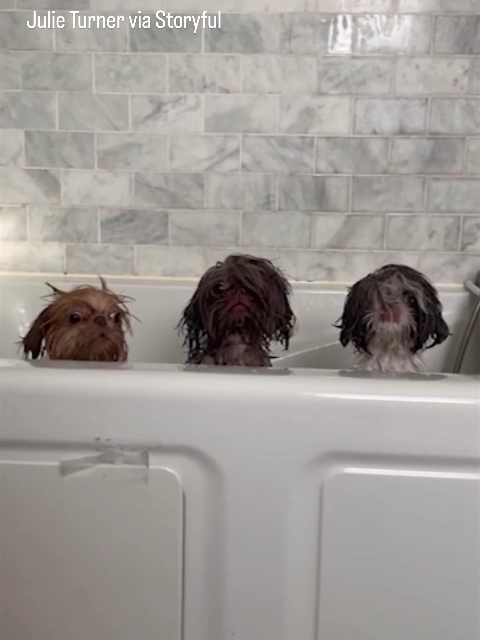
[93,315,107,327]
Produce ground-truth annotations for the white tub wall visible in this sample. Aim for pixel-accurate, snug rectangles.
[0,274,478,374]
[0,360,479,640]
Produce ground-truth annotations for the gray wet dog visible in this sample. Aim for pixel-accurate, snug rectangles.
[335,264,450,373]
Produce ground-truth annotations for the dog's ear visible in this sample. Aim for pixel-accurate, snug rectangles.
[21,305,53,359]
[416,302,450,351]
[335,280,370,352]
[266,266,295,348]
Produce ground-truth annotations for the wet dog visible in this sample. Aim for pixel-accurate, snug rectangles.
[178,253,296,366]
[21,276,133,362]
[335,264,450,373]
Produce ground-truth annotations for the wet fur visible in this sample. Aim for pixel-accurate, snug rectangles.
[335,264,450,373]
[178,254,295,366]
[21,276,133,362]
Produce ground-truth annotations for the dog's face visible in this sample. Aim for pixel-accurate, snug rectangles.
[336,264,450,355]
[22,277,132,362]
[178,253,295,361]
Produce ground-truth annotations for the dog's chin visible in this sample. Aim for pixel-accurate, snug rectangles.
[46,330,127,362]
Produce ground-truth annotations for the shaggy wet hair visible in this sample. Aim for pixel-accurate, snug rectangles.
[21,276,133,362]
[178,253,295,366]
[335,264,450,373]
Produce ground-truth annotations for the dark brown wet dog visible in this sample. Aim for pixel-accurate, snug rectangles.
[178,254,296,366]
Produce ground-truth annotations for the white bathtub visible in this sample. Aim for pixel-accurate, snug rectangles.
[0,274,479,640]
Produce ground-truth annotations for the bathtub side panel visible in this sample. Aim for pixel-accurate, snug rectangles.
[0,365,479,640]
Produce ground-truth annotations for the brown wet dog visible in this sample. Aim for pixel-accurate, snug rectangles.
[21,276,133,362]
[335,264,450,373]
[178,253,296,366]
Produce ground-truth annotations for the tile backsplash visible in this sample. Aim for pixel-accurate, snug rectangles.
[0,0,479,283]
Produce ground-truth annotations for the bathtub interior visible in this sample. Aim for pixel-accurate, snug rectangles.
[0,274,478,374]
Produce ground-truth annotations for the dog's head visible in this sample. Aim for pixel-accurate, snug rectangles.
[335,264,450,356]
[21,276,133,362]
[178,253,295,361]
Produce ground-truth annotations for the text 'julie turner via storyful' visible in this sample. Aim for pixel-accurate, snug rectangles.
[27,10,222,33]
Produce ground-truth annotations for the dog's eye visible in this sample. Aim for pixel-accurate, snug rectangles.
[403,292,416,305]
[69,312,82,324]
[110,312,121,324]
[213,283,226,295]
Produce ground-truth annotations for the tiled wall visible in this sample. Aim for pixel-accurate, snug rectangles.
[0,0,479,283]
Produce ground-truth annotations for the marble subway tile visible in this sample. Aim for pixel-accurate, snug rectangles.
[395,57,470,95]
[25,132,94,169]
[430,99,480,135]
[279,96,350,134]
[280,13,353,55]
[0,168,60,205]
[241,211,310,248]
[131,94,202,133]
[0,12,52,50]
[427,179,480,213]
[434,16,480,54]
[398,0,480,10]
[205,14,280,53]
[420,253,480,284]
[461,216,480,252]
[310,0,394,10]
[28,206,98,243]
[0,130,24,166]
[205,246,280,265]
[169,211,240,246]
[242,135,314,173]
[62,170,131,207]
[355,14,432,53]
[0,52,20,90]
[55,12,128,51]
[0,92,56,130]
[317,56,392,95]
[21,53,91,92]
[467,139,480,174]
[169,134,240,171]
[278,249,424,282]
[133,173,204,209]
[313,214,384,249]
[17,0,89,7]
[386,215,460,251]
[471,59,480,94]
[243,55,316,94]
[205,95,277,133]
[206,173,276,210]
[167,0,316,9]
[97,133,167,171]
[0,206,27,241]
[95,54,167,93]
[58,94,129,132]
[0,242,65,273]
[354,98,427,135]
[100,209,168,244]
[275,249,351,282]
[130,13,202,52]
[66,244,134,275]
[135,245,206,278]
[169,55,241,94]
[353,176,424,212]
[315,137,388,174]
[390,138,464,175]
[278,175,349,211]
[95,0,165,7]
